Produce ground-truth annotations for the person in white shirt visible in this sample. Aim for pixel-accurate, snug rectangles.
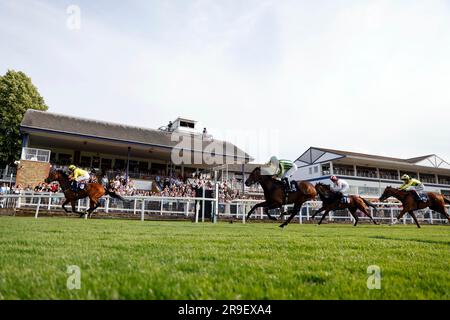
[330,175,350,203]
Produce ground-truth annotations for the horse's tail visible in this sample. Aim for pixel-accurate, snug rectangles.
[362,198,378,212]
[105,190,131,203]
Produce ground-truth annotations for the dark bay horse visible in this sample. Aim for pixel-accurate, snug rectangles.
[379,186,450,228]
[45,170,129,218]
[312,183,378,226]
[244,167,317,228]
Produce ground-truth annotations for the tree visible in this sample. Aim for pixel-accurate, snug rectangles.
[0,70,48,166]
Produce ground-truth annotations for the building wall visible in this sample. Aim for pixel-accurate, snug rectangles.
[15,160,51,188]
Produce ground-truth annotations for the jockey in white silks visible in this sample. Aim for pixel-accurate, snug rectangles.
[330,175,350,203]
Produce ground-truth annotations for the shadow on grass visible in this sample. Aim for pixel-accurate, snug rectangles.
[369,235,450,246]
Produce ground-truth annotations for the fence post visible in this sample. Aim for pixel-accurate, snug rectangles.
[48,194,51,210]
[185,201,189,217]
[133,198,137,215]
[202,187,205,223]
[214,183,219,224]
[141,199,145,222]
[306,205,310,221]
[105,197,110,213]
[195,202,200,223]
[299,207,302,224]
[390,208,394,224]
[242,202,246,224]
[429,209,433,225]
[34,196,41,219]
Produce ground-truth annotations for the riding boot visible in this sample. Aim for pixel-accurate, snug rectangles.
[282,178,290,194]
[71,181,78,192]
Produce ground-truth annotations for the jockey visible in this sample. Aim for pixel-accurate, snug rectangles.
[262,156,298,193]
[399,174,425,202]
[68,165,90,192]
[330,175,350,203]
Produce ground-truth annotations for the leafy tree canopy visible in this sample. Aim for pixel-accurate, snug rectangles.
[0,70,48,166]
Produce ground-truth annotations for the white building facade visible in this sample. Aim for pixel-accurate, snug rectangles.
[292,147,450,198]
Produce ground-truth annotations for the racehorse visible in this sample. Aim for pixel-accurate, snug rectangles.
[379,186,450,228]
[45,169,129,218]
[312,183,378,226]
[244,167,317,228]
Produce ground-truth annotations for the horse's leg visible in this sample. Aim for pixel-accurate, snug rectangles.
[391,208,408,225]
[358,203,378,225]
[310,206,326,220]
[62,199,71,214]
[71,200,85,218]
[432,204,450,223]
[266,204,281,221]
[409,211,421,228]
[318,210,330,225]
[348,207,359,226]
[246,201,268,220]
[280,203,303,228]
[87,199,99,218]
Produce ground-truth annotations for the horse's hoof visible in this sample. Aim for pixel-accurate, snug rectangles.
[279,224,285,229]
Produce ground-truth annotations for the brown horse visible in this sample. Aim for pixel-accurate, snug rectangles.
[312,183,378,226]
[244,167,317,228]
[379,186,450,228]
[45,169,129,218]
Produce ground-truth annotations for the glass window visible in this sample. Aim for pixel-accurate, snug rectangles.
[58,153,72,166]
[114,159,125,170]
[80,156,91,168]
[92,157,100,168]
[101,158,112,171]
[379,168,398,180]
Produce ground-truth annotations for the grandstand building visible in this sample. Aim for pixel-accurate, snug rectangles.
[16,110,253,189]
[293,147,450,198]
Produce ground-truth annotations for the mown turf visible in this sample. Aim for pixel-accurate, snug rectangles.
[0,217,449,300]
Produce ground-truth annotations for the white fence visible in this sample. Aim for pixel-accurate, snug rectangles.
[0,192,448,225]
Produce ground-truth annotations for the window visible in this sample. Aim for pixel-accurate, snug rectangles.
[129,160,139,172]
[58,153,72,166]
[356,166,377,178]
[180,121,195,129]
[151,163,167,175]
[379,168,398,180]
[333,164,354,176]
[101,158,112,171]
[139,161,149,172]
[80,156,91,168]
[92,157,100,168]
[358,186,380,197]
[309,167,312,175]
[321,164,330,175]
[314,166,319,173]
[114,159,125,170]
[420,174,436,184]
[438,176,450,185]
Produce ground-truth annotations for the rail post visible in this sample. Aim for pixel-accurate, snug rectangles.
[242,202,245,224]
[195,202,200,223]
[105,197,109,213]
[201,187,205,223]
[214,183,219,224]
[35,196,41,219]
[429,209,433,225]
[390,208,394,224]
[299,207,302,224]
[133,198,137,215]
[141,199,145,222]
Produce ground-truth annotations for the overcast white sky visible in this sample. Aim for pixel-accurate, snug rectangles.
[1,0,449,163]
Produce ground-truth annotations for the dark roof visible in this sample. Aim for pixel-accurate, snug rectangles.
[312,147,434,164]
[20,110,252,161]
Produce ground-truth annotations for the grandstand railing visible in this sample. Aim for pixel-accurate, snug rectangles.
[0,192,448,225]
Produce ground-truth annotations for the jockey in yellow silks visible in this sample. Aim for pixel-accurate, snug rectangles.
[399,174,426,202]
[68,165,90,191]
[261,156,298,193]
